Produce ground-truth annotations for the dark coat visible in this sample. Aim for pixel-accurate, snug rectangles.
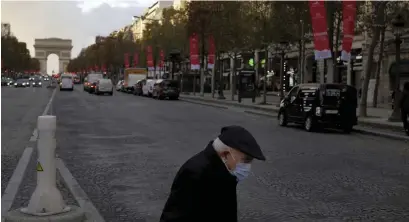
[160,141,238,222]
[400,91,409,113]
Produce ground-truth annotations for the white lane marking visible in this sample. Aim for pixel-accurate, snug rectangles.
[56,158,105,222]
[1,87,57,216]
[29,129,38,142]
[1,147,33,216]
[42,87,57,116]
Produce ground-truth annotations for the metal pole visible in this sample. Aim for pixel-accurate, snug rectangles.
[262,48,268,104]
[300,20,305,84]
[279,51,285,100]
[388,35,402,121]
[200,30,205,97]
[218,53,225,99]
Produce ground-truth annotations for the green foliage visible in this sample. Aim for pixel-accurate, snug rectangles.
[1,35,39,72]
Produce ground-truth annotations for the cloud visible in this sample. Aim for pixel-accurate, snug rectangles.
[1,0,149,59]
[76,0,156,13]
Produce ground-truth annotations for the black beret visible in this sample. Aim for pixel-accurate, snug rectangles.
[218,125,266,161]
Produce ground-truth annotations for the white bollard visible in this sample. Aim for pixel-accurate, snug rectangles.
[21,115,70,216]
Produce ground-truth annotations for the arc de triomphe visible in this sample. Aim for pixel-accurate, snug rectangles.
[34,38,73,74]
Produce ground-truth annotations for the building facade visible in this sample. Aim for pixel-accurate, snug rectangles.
[1,23,11,36]
[131,1,173,40]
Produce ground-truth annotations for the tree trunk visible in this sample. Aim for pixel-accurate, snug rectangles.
[372,25,386,108]
[359,2,386,117]
[333,12,342,83]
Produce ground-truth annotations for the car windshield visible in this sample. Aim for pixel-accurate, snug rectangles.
[16,79,25,83]
[61,76,72,79]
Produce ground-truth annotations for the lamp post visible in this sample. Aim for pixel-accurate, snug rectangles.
[388,14,405,122]
[217,51,226,100]
[278,41,290,101]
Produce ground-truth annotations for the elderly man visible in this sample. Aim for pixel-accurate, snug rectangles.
[160,125,266,222]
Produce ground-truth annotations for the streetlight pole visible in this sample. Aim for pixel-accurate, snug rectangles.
[279,41,289,101]
[217,51,226,100]
[388,14,405,122]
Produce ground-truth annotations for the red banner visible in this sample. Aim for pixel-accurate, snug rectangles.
[309,0,331,60]
[133,53,139,67]
[341,1,357,61]
[147,46,154,70]
[159,50,165,68]
[189,33,200,70]
[124,53,130,68]
[207,35,215,69]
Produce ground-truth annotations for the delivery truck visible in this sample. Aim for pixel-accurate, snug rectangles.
[123,68,148,93]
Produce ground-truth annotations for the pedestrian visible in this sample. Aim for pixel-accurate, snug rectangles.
[400,82,409,135]
[160,125,266,222]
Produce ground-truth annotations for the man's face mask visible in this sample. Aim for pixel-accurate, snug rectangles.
[222,149,252,182]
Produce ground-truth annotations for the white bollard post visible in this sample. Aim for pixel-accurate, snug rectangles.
[22,115,69,215]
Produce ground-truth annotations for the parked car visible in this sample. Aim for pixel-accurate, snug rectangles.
[133,80,143,96]
[116,80,124,91]
[278,83,358,133]
[59,74,74,91]
[95,79,114,95]
[142,79,155,97]
[152,79,180,100]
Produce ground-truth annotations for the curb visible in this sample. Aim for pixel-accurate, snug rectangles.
[180,96,408,142]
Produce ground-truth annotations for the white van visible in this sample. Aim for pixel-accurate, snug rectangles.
[60,74,74,91]
[142,79,155,97]
[95,79,113,95]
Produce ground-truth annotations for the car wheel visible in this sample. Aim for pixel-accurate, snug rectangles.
[304,116,315,132]
[342,124,353,134]
[278,111,288,126]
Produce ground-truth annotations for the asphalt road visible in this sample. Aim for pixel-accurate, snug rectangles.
[1,84,53,195]
[50,85,409,222]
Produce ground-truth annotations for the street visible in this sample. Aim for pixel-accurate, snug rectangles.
[1,85,53,195]
[3,85,409,221]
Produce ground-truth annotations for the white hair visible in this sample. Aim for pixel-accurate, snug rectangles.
[213,137,231,152]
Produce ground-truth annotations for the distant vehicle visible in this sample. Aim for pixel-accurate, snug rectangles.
[31,78,42,87]
[142,79,155,97]
[84,73,103,92]
[278,83,358,133]
[2,77,14,86]
[59,74,74,91]
[152,79,180,100]
[133,80,143,96]
[116,80,124,91]
[14,79,28,88]
[94,79,113,95]
[74,76,81,84]
[123,68,147,93]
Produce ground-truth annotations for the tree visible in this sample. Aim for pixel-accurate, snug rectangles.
[359,1,388,117]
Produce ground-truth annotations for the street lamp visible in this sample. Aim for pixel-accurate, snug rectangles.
[278,41,290,101]
[217,51,226,100]
[388,14,405,122]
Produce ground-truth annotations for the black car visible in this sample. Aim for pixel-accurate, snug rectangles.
[278,83,358,133]
[152,79,180,100]
[133,80,143,96]
[14,79,29,88]
[31,79,42,87]
[1,78,14,86]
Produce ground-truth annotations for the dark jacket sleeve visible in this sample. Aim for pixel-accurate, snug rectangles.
[160,168,200,222]
[400,92,408,111]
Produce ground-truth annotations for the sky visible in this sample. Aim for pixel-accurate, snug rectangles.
[1,0,157,73]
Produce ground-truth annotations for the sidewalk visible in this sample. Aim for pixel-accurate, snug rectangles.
[180,93,407,141]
